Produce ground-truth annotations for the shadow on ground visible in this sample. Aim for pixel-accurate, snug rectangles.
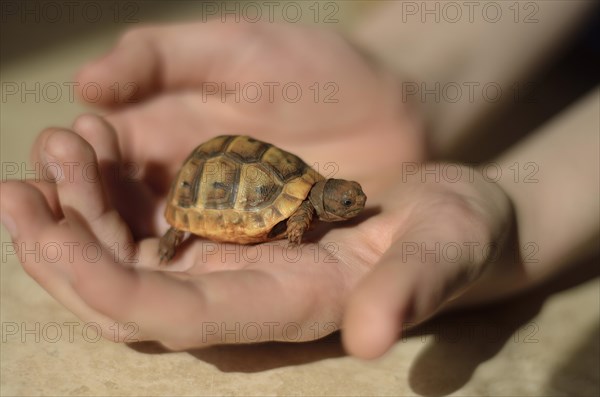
[128,331,345,373]
[406,255,599,396]
[546,320,600,396]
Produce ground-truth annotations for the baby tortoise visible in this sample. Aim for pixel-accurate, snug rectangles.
[159,135,366,262]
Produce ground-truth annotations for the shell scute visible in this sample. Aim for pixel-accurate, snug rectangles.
[235,163,282,211]
[261,146,307,182]
[196,135,235,157]
[225,135,271,163]
[165,135,325,243]
[199,156,239,210]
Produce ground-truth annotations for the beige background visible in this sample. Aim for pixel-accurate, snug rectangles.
[1,1,598,396]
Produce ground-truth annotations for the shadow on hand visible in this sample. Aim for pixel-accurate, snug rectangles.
[305,205,382,242]
[406,255,599,397]
[97,159,166,239]
[127,332,344,373]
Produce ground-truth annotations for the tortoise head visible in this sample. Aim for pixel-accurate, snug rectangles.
[309,179,367,222]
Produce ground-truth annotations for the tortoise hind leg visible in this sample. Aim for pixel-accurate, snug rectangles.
[286,200,314,246]
[159,227,185,264]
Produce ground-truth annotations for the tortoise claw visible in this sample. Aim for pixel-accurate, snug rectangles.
[158,227,184,265]
[286,226,304,246]
[158,243,174,265]
[158,250,173,265]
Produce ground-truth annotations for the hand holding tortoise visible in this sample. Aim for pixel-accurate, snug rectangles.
[0,22,512,358]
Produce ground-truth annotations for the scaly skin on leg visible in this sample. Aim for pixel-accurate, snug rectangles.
[158,227,185,264]
[286,200,314,246]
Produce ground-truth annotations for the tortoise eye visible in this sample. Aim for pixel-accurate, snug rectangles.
[343,199,353,207]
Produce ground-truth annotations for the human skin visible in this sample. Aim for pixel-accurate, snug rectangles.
[345,89,599,357]
[1,21,432,350]
[0,21,597,359]
[351,0,595,158]
[443,89,600,307]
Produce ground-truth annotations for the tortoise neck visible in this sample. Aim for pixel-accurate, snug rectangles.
[309,180,327,219]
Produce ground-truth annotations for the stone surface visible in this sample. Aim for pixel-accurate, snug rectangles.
[1,2,598,396]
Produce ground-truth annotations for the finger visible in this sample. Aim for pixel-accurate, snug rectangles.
[30,126,54,169]
[1,181,58,251]
[1,181,75,311]
[72,113,122,164]
[69,250,208,345]
[342,242,421,360]
[75,21,233,106]
[23,179,62,218]
[42,128,134,262]
[71,113,122,207]
[29,128,63,216]
[70,242,346,349]
[0,181,148,342]
[342,237,465,360]
[71,113,158,238]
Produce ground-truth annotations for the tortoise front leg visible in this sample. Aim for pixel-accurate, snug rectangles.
[158,227,185,264]
[286,200,314,246]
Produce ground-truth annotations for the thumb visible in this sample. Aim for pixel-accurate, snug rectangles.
[342,233,490,360]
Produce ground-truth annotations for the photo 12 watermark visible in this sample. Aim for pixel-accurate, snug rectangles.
[1,81,140,104]
[401,162,540,184]
[398,1,540,24]
[197,1,340,24]
[200,81,340,104]
[402,81,538,105]
[197,241,340,264]
[1,160,140,184]
[199,320,339,343]
[1,241,139,265]
[398,240,540,265]
[1,321,140,344]
[0,1,140,24]
[401,321,540,344]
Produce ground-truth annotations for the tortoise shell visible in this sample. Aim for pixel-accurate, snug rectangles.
[164,135,324,244]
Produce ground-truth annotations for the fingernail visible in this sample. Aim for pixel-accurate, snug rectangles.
[1,211,18,240]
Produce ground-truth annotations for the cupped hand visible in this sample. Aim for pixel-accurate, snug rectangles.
[75,21,425,199]
[1,120,510,356]
[1,21,511,357]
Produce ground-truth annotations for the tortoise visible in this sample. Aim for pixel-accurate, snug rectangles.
[158,135,367,262]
